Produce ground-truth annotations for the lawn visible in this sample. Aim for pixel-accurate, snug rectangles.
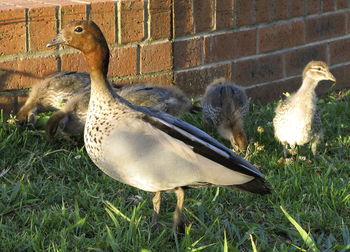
[1,89,349,251]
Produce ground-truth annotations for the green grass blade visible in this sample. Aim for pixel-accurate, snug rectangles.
[223,230,228,252]
[280,206,319,252]
[250,233,258,252]
[104,200,131,222]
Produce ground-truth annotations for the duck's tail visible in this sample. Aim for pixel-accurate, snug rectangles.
[45,111,68,138]
[232,177,272,195]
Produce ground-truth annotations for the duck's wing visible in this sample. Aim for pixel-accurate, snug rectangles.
[140,108,264,179]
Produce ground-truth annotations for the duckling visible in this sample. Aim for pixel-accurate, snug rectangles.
[46,83,194,138]
[118,84,194,117]
[273,61,336,157]
[201,79,249,151]
[16,71,90,124]
[47,20,271,232]
[45,90,89,139]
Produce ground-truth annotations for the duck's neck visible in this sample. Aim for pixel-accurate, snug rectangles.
[84,45,116,102]
[297,76,318,97]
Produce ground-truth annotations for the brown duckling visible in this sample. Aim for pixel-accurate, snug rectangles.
[201,78,249,151]
[273,61,336,157]
[16,71,90,125]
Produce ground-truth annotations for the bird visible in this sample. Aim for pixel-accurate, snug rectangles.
[46,20,271,232]
[16,71,91,125]
[45,83,195,139]
[273,61,336,157]
[201,78,249,151]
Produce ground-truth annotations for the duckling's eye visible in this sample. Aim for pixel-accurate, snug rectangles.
[74,26,83,33]
[317,67,322,71]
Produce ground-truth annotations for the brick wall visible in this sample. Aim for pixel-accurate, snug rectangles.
[0,0,350,115]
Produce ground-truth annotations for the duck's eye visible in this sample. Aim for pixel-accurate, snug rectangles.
[74,26,83,33]
[317,67,322,71]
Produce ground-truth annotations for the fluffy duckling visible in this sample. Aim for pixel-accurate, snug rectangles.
[273,61,336,157]
[16,71,90,124]
[201,79,249,151]
[118,84,194,117]
[47,20,271,232]
[45,90,90,138]
[46,83,194,138]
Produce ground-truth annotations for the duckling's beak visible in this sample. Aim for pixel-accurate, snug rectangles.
[327,72,336,82]
[46,33,65,47]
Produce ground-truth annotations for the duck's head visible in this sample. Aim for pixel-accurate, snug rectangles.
[47,20,107,53]
[47,20,109,75]
[302,61,336,83]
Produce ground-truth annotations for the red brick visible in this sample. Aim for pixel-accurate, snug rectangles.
[90,1,116,44]
[0,56,57,89]
[140,41,172,73]
[28,6,57,52]
[289,0,305,18]
[204,33,235,63]
[119,0,144,43]
[193,0,214,33]
[109,46,137,77]
[329,38,350,65]
[0,8,26,55]
[236,0,254,26]
[327,64,350,91]
[307,0,320,14]
[174,0,193,37]
[61,4,86,27]
[0,95,18,116]
[232,54,283,86]
[255,0,272,23]
[259,20,305,53]
[174,38,201,69]
[204,29,256,63]
[174,63,231,96]
[305,13,346,43]
[284,44,327,76]
[149,0,171,40]
[61,52,88,73]
[234,29,257,58]
[322,0,335,12]
[273,0,289,20]
[115,71,173,86]
[216,0,234,29]
[336,0,349,9]
[246,76,301,104]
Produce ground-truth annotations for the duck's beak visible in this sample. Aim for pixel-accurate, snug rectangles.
[46,33,65,47]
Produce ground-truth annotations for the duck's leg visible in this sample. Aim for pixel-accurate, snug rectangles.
[173,187,185,233]
[151,191,161,227]
[289,144,298,156]
[311,133,322,157]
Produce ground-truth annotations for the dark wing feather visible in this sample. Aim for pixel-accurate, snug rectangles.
[141,110,264,179]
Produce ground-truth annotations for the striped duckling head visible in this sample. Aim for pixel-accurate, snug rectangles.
[302,61,336,83]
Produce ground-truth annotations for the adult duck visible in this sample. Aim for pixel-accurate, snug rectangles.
[47,20,271,232]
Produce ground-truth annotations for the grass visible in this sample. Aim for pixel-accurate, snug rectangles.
[1,89,350,251]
